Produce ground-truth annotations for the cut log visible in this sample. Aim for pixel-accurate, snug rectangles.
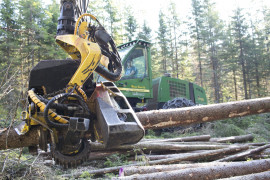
[210,134,254,143]
[136,97,270,129]
[215,144,270,162]
[0,127,39,150]
[145,145,248,165]
[136,153,197,161]
[120,159,270,180]
[62,145,249,178]
[90,141,240,152]
[1,97,269,150]
[218,170,270,180]
[141,135,211,143]
[123,162,230,176]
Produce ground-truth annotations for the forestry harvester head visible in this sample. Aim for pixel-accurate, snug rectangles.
[17,0,144,168]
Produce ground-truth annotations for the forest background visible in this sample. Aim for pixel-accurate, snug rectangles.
[0,0,270,128]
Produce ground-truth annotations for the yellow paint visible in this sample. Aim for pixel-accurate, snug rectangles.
[130,85,146,89]
[118,87,150,93]
[56,35,101,88]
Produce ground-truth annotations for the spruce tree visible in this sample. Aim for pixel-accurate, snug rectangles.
[137,20,151,42]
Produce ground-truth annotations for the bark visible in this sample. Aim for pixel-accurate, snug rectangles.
[213,171,270,180]
[1,97,269,150]
[210,134,254,143]
[137,97,270,129]
[215,144,270,162]
[62,145,249,178]
[136,153,197,161]
[120,159,270,180]
[90,141,239,152]
[141,135,211,143]
[0,127,39,150]
[145,145,248,165]
[123,162,231,176]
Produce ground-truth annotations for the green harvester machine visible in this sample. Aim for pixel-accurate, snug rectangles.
[113,39,207,111]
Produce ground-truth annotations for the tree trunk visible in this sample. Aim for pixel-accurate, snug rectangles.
[123,162,232,176]
[210,134,254,143]
[142,135,211,143]
[0,126,39,150]
[62,145,249,178]
[120,159,270,180]
[233,69,238,100]
[137,97,270,129]
[90,141,241,152]
[0,98,270,150]
[220,171,270,180]
[215,144,270,162]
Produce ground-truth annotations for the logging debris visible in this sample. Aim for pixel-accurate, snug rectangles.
[61,134,270,179]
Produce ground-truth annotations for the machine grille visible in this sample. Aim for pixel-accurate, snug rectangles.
[168,80,187,98]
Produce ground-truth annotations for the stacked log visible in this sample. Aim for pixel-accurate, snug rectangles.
[62,134,270,179]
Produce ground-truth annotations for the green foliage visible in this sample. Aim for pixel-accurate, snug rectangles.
[213,121,246,137]
[79,171,93,179]
[137,20,152,42]
[104,153,129,167]
[124,7,137,41]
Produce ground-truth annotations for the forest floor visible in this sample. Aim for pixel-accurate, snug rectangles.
[0,113,270,179]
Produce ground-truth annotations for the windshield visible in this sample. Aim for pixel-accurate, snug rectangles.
[121,47,148,80]
[118,46,134,61]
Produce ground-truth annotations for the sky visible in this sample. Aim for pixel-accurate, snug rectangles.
[39,0,269,31]
[119,0,269,30]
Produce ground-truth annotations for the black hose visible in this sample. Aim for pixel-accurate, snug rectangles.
[43,92,91,129]
[38,95,69,111]
[44,93,70,129]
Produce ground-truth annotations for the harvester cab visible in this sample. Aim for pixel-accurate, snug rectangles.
[16,0,144,168]
[115,40,153,107]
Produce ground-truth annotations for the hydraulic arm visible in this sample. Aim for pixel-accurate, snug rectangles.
[16,0,144,168]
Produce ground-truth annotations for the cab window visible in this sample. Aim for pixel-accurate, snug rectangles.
[122,47,148,80]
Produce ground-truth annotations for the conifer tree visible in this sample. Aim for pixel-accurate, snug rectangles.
[157,10,169,73]
[124,8,137,41]
[137,20,151,42]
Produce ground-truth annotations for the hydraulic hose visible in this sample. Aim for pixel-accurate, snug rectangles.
[44,93,70,129]
[28,89,69,124]
[95,43,122,82]
[38,95,69,111]
[43,92,91,129]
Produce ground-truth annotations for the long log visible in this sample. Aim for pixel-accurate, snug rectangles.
[219,171,270,180]
[120,159,270,180]
[62,145,249,178]
[137,97,270,129]
[141,135,211,143]
[215,144,270,162]
[210,134,254,143]
[0,97,269,150]
[90,141,241,152]
[0,127,39,150]
[123,162,230,176]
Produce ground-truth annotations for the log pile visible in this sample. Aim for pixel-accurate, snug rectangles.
[62,134,270,179]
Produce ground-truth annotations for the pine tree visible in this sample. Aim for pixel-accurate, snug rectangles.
[103,0,121,40]
[231,7,249,99]
[190,0,206,87]
[42,0,67,59]
[137,20,151,41]
[203,0,224,103]
[0,0,19,75]
[157,10,169,74]
[124,8,137,41]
